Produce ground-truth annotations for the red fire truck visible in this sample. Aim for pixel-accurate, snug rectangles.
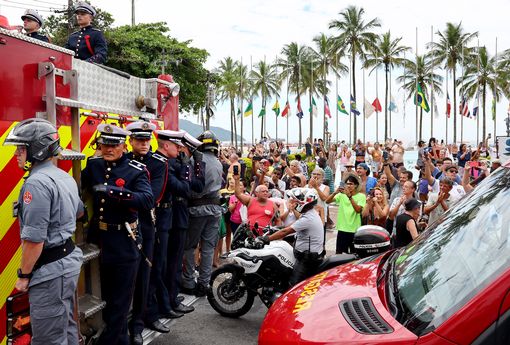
[0,26,182,345]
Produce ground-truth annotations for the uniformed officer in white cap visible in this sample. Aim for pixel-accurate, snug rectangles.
[81,123,154,345]
[64,1,107,64]
[21,9,49,42]
[125,121,169,345]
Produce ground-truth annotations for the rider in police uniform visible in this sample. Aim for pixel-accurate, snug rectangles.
[165,131,204,313]
[4,119,83,345]
[125,121,167,345]
[81,124,153,345]
[181,130,223,296]
[144,129,187,333]
[21,9,49,42]
[64,2,107,64]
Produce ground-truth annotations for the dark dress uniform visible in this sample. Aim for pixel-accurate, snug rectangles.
[27,31,49,42]
[82,151,153,345]
[65,25,107,64]
[126,150,168,337]
[145,151,191,323]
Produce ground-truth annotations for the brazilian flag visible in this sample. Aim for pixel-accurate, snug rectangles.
[415,83,430,112]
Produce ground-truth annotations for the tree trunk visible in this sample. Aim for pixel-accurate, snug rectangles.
[309,92,313,142]
[453,67,457,143]
[384,65,389,140]
[260,96,265,139]
[299,117,302,148]
[230,97,235,145]
[482,83,486,140]
[352,51,357,142]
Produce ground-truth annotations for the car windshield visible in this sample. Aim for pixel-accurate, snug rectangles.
[392,167,510,336]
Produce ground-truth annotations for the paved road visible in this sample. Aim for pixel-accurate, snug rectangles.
[149,206,340,345]
[150,297,266,345]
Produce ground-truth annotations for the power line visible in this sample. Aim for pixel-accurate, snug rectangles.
[2,0,65,10]
[0,2,58,12]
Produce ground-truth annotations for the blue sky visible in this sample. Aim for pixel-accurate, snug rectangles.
[2,0,510,145]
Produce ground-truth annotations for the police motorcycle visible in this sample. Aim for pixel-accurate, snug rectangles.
[207,188,391,318]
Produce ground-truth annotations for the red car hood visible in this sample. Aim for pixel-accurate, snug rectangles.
[259,253,418,345]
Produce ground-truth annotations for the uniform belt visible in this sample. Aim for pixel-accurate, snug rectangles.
[174,196,188,204]
[33,238,75,271]
[98,220,138,231]
[188,197,221,207]
[156,201,172,209]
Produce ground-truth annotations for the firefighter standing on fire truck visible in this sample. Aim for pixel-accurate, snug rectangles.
[21,9,49,42]
[125,121,168,345]
[81,124,153,345]
[64,2,107,64]
[4,119,83,345]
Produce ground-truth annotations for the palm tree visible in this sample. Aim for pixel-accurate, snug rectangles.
[429,22,477,143]
[364,31,411,140]
[235,61,250,151]
[329,5,380,142]
[216,57,239,147]
[312,33,348,141]
[397,55,443,140]
[460,47,510,140]
[277,42,311,147]
[250,61,280,139]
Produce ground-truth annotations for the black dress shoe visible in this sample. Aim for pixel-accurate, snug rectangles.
[162,309,184,319]
[176,295,185,303]
[173,303,195,314]
[180,286,195,295]
[147,320,170,333]
[131,333,143,345]
[194,284,208,297]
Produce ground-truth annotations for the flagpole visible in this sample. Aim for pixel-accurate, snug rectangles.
[240,56,244,154]
[275,55,278,141]
[415,27,419,143]
[403,51,406,128]
[363,66,366,142]
[476,39,480,144]
[494,37,498,143]
[335,53,339,143]
[310,58,314,143]
[445,68,449,144]
[286,71,289,145]
[323,59,327,143]
[389,65,392,139]
[375,52,379,142]
[250,55,254,145]
[349,60,352,144]
[461,48,464,144]
[430,25,434,138]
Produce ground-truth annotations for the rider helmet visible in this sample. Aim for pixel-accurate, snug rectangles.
[197,130,220,154]
[288,188,318,213]
[353,225,391,258]
[3,118,61,170]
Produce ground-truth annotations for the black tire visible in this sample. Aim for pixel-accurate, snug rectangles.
[207,265,255,318]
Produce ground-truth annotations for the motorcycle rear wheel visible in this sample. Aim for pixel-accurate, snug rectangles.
[207,265,256,318]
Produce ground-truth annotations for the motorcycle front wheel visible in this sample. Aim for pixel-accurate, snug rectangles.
[207,264,256,318]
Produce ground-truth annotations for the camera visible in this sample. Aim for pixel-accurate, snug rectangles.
[368,188,375,197]
[233,165,239,175]
[424,147,432,154]
[382,151,389,161]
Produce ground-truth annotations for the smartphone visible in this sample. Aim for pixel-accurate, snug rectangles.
[233,165,239,175]
[368,188,375,197]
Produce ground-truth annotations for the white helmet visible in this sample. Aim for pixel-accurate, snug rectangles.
[288,188,318,213]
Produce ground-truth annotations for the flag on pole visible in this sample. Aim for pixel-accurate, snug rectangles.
[446,93,451,118]
[388,95,398,112]
[237,107,241,117]
[459,95,470,117]
[350,95,360,116]
[372,98,382,112]
[324,96,331,118]
[297,97,304,119]
[337,95,348,115]
[309,97,318,117]
[472,93,479,118]
[414,83,430,112]
[243,101,253,117]
[272,100,280,116]
[364,99,376,118]
[258,107,266,118]
[281,100,290,117]
[492,98,496,121]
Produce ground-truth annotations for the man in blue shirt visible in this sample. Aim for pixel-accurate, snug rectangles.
[356,163,377,195]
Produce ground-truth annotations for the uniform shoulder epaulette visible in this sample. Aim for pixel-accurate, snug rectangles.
[152,153,167,163]
[129,160,145,171]
[70,30,80,36]
[91,28,102,32]
[87,155,103,161]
